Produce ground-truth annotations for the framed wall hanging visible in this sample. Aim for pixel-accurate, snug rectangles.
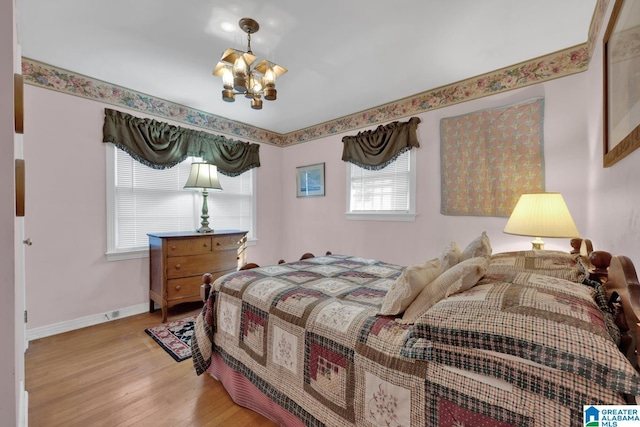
[296,163,325,198]
[603,0,640,167]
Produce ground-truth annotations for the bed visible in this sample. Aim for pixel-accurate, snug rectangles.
[191,233,640,426]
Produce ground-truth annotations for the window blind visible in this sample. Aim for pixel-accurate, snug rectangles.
[349,150,411,212]
[113,148,253,252]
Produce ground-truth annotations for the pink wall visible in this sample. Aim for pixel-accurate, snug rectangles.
[22,89,283,329]
[24,91,146,326]
[22,0,640,340]
[251,143,284,267]
[279,78,592,266]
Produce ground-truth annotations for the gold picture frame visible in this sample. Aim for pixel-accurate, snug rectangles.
[603,0,640,167]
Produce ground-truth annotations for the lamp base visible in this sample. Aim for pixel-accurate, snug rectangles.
[531,237,545,250]
[196,226,214,234]
[196,188,214,233]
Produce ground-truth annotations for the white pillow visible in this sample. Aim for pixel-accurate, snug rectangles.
[378,258,441,316]
[439,241,462,273]
[400,256,487,324]
[460,231,492,261]
[444,256,489,297]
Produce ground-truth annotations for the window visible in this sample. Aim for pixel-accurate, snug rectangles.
[106,145,256,260]
[346,149,416,221]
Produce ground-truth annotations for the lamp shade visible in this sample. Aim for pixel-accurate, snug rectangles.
[184,163,222,190]
[504,193,579,238]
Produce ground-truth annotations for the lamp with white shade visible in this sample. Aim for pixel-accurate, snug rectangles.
[503,192,580,250]
[184,163,222,233]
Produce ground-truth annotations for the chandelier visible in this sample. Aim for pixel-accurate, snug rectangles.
[213,18,287,110]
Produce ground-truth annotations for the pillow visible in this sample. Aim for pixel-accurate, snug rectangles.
[486,250,586,283]
[444,256,489,297]
[460,231,492,261]
[439,241,461,273]
[400,256,488,324]
[378,258,441,316]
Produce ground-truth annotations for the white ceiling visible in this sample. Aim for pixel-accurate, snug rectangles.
[16,0,598,135]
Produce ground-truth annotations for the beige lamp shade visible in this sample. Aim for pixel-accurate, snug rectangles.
[184,163,222,190]
[504,192,579,250]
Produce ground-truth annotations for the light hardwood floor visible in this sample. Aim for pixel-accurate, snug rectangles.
[26,302,278,427]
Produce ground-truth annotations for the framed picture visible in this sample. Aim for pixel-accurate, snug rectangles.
[296,163,325,197]
[603,0,640,167]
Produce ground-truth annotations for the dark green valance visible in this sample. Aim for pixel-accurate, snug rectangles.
[341,117,421,170]
[102,108,260,177]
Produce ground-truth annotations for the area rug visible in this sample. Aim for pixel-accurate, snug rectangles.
[145,314,197,362]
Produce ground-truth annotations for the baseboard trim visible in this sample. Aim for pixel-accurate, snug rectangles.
[18,381,27,427]
[26,303,149,341]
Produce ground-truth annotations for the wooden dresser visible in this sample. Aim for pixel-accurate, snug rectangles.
[148,230,247,322]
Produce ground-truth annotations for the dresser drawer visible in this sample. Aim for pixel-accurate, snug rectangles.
[211,234,243,251]
[148,230,247,322]
[166,252,238,278]
[166,276,202,301]
[166,237,212,257]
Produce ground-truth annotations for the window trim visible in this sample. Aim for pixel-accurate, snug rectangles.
[105,144,257,261]
[345,148,417,222]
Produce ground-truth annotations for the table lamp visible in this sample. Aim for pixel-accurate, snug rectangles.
[184,163,222,233]
[503,192,579,250]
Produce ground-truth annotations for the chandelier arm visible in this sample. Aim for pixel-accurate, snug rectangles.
[227,89,263,96]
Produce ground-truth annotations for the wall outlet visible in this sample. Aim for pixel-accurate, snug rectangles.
[105,310,120,320]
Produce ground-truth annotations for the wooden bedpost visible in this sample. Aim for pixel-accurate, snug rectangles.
[590,251,613,283]
[607,255,640,371]
[570,238,583,254]
[200,273,213,302]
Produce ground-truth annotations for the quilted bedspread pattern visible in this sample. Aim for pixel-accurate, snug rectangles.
[192,253,640,427]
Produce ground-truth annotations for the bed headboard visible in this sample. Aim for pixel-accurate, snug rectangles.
[571,238,640,375]
[606,255,640,371]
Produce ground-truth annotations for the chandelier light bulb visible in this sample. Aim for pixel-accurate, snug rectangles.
[263,68,276,86]
[252,78,262,93]
[263,68,277,101]
[222,68,234,89]
[233,56,247,76]
[233,56,248,91]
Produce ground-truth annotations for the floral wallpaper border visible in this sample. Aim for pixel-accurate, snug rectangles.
[22,0,608,147]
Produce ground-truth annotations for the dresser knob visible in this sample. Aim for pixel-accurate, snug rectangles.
[175,285,181,291]
[170,245,176,250]
[175,263,181,270]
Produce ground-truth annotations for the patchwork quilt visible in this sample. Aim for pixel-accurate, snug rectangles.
[192,252,640,427]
